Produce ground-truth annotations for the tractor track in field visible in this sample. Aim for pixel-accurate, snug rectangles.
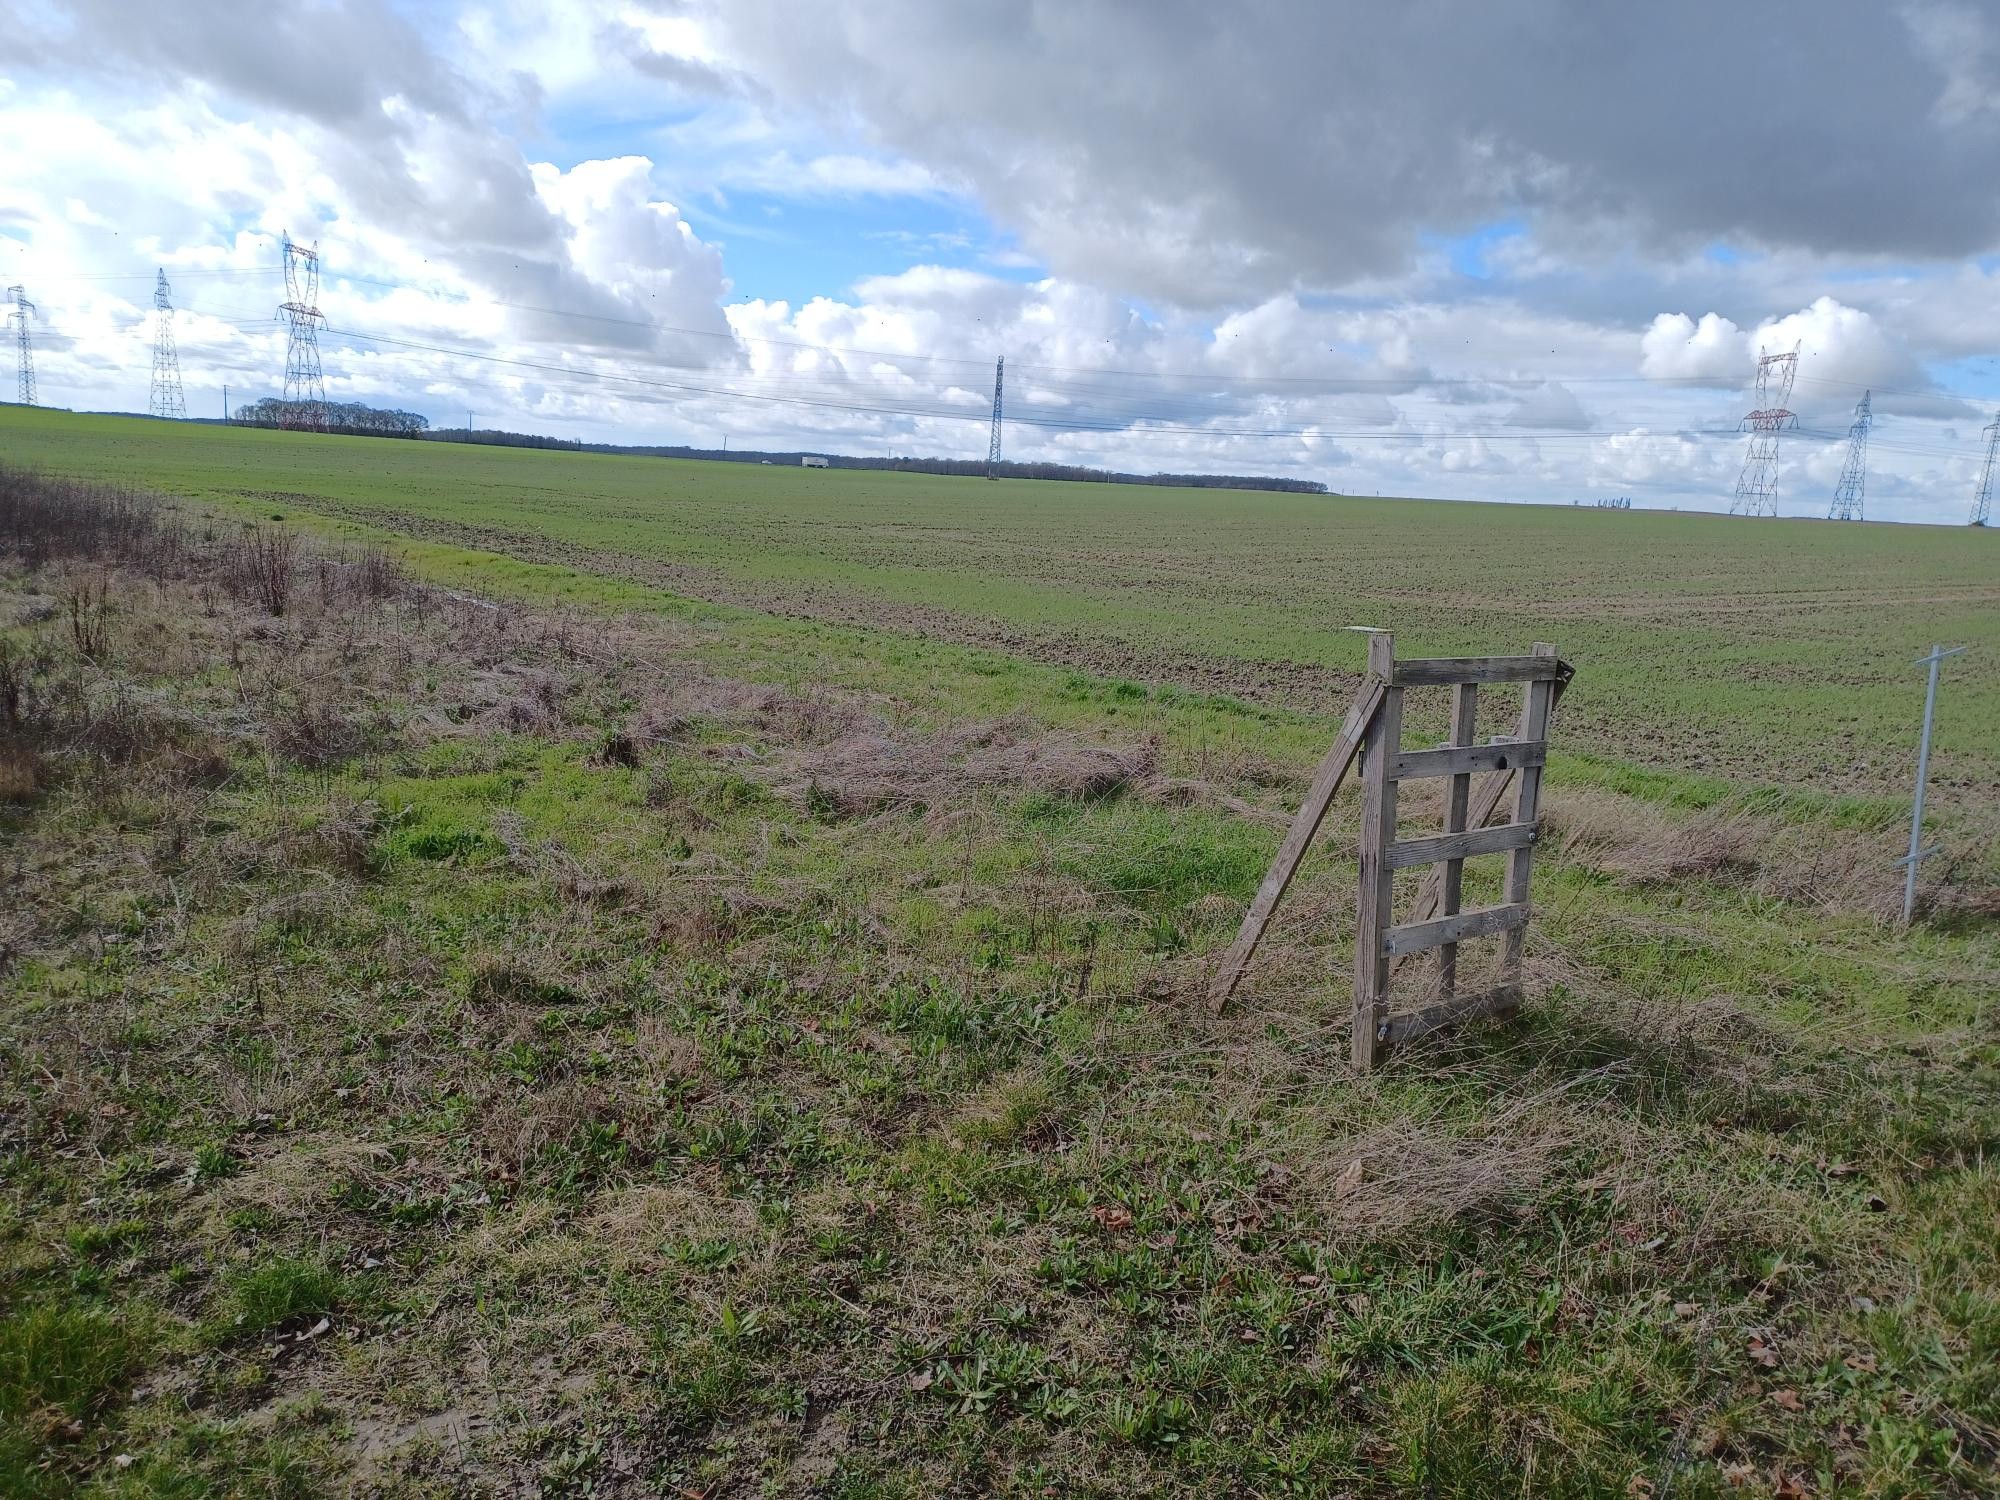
[282,497,1368,712]
[273,496,1988,800]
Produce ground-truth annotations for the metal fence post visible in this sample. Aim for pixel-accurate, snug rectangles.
[1898,643,1967,926]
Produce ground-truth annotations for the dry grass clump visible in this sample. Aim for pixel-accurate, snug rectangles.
[0,738,44,803]
[290,794,385,877]
[1538,787,1980,921]
[1,623,233,798]
[1301,1110,1583,1239]
[1545,789,1758,884]
[774,716,1161,818]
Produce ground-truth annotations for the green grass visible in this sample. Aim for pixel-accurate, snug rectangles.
[225,1260,340,1335]
[0,445,1995,1495]
[0,1304,141,1422]
[4,407,1995,803]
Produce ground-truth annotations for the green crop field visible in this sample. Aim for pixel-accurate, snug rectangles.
[1,416,1996,1497]
[3,407,1995,807]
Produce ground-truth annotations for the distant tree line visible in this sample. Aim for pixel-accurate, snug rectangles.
[543,441,1328,493]
[399,424,1328,494]
[232,398,430,437]
[423,428,584,451]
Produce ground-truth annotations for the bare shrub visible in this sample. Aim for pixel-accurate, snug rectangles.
[231,524,300,616]
[350,543,405,600]
[63,572,113,659]
[265,693,375,769]
[0,464,167,569]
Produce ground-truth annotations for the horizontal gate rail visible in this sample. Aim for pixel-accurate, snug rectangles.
[1389,740,1545,781]
[1386,821,1538,869]
[1390,656,1565,687]
[1383,901,1530,957]
[1379,984,1522,1047]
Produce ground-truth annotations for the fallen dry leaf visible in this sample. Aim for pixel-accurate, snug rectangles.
[906,1368,933,1392]
[1771,1388,1805,1412]
[1333,1159,1365,1200]
[1090,1205,1134,1232]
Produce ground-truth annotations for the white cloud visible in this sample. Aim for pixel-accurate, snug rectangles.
[1639,312,1748,383]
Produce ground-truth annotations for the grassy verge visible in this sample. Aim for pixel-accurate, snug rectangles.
[1,467,1995,1497]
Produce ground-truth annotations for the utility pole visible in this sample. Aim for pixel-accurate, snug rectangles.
[1828,390,1870,521]
[1897,643,1967,925]
[277,233,327,431]
[223,383,228,421]
[150,268,187,419]
[1730,344,1798,516]
[1973,413,1998,527]
[986,355,1004,479]
[8,285,36,406]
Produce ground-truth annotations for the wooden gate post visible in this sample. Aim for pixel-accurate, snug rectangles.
[1351,633,1401,1070]
[1498,642,1557,1011]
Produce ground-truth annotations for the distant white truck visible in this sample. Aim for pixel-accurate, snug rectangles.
[801,455,829,468]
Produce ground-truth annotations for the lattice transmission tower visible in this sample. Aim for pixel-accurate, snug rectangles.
[1730,343,1799,516]
[149,268,187,420]
[1827,389,1871,521]
[8,285,36,407]
[1973,413,1998,527]
[986,355,1004,479]
[277,234,327,431]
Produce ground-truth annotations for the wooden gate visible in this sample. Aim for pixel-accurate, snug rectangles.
[1209,633,1572,1072]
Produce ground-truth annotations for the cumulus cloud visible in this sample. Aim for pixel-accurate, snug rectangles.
[1641,298,1961,421]
[1754,297,1937,418]
[1639,313,1749,384]
[689,0,2000,306]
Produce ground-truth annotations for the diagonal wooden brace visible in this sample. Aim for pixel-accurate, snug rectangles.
[1207,675,1385,1013]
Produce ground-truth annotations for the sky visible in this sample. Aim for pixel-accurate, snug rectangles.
[5,0,2000,521]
